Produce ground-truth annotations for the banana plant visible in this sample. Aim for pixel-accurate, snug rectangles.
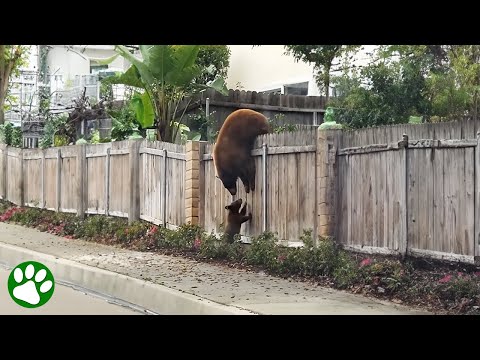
[101,45,228,143]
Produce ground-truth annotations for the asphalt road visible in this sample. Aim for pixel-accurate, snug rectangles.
[0,267,147,315]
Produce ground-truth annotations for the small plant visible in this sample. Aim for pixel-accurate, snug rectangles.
[358,258,412,294]
[116,221,151,245]
[267,113,298,133]
[186,106,217,142]
[0,122,22,147]
[246,231,280,271]
[90,130,101,144]
[332,252,359,288]
[40,114,69,148]
[0,206,24,222]
[435,273,480,302]
[109,105,140,141]
[198,232,226,259]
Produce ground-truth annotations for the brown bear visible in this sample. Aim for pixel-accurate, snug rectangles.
[224,198,252,243]
[213,109,270,196]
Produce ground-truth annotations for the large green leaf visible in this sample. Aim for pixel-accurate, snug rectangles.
[148,45,175,82]
[165,46,201,87]
[131,91,155,128]
[114,45,154,85]
[195,76,229,95]
[101,65,144,89]
[172,45,200,71]
[89,53,120,66]
[166,64,202,88]
[139,45,153,63]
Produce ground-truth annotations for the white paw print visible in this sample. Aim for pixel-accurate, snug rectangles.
[12,264,54,305]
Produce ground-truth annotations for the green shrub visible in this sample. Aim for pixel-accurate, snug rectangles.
[39,114,69,148]
[0,122,22,147]
[245,231,280,271]
[435,273,480,301]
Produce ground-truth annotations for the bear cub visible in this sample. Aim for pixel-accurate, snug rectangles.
[224,198,252,243]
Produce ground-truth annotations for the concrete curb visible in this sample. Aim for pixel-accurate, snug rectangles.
[0,242,258,315]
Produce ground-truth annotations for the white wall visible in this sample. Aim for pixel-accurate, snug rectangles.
[226,45,379,96]
[46,45,129,82]
[226,45,319,95]
[47,46,90,82]
[23,45,39,72]
[82,47,128,71]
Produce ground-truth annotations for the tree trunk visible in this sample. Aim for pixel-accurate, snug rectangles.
[324,65,331,105]
[0,90,5,124]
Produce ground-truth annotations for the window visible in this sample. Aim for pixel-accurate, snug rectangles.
[90,64,108,74]
[284,81,308,96]
[260,88,281,95]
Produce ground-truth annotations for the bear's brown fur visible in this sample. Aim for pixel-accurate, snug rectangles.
[213,109,270,196]
[224,198,251,243]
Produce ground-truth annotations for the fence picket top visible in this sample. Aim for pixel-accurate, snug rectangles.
[85,143,111,153]
[111,140,130,150]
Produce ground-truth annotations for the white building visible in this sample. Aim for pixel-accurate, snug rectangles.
[44,45,130,81]
[226,45,376,97]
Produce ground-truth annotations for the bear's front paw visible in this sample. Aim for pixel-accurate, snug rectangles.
[248,212,252,218]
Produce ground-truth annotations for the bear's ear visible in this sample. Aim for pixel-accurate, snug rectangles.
[225,205,230,210]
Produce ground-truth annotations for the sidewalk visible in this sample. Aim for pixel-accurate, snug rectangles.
[0,222,430,315]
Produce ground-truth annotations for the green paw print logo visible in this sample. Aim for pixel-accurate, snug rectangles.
[8,261,55,308]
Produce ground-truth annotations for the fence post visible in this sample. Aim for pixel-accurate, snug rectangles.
[185,141,201,226]
[56,148,61,212]
[19,149,24,206]
[1,145,7,200]
[128,140,142,224]
[262,143,268,232]
[401,134,409,259]
[475,131,480,264]
[316,128,342,243]
[162,148,168,227]
[76,144,86,219]
[105,147,110,216]
[41,149,45,208]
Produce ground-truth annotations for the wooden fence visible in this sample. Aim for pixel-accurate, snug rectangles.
[3,117,480,265]
[0,140,186,230]
[336,135,480,264]
[183,88,326,132]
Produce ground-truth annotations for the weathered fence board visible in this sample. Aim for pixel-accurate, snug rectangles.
[109,141,130,217]
[86,143,110,214]
[23,148,43,207]
[6,148,23,205]
[60,147,78,212]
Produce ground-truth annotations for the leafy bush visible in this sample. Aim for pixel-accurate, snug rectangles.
[109,105,139,141]
[0,122,22,147]
[39,114,69,148]
[246,231,280,271]
[268,113,298,133]
[435,273,480,301]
